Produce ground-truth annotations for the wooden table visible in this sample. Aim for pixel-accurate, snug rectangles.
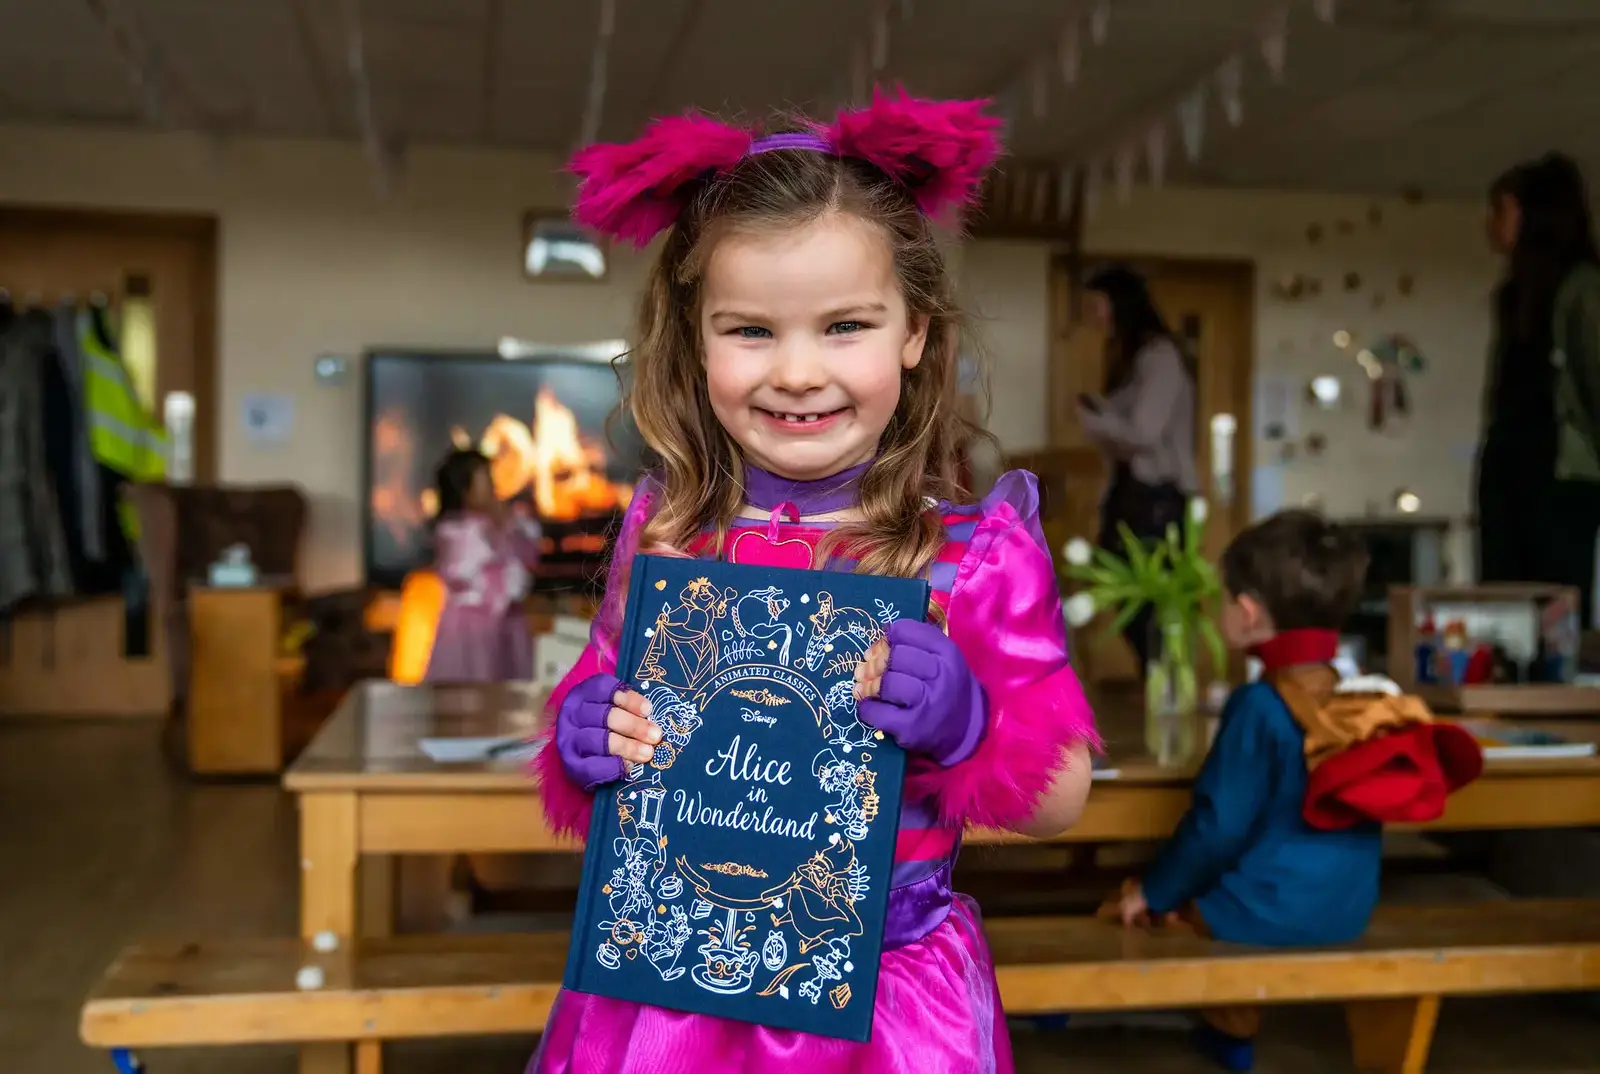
[283,681,1600,1073]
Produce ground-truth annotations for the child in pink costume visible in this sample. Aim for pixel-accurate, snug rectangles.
[530,90,1099,1074]
[424,448,542,682]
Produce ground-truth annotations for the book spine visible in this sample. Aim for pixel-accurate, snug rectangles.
[562,553,655,993]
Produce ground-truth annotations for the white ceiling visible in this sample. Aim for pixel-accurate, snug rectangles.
[3,0,1600,197]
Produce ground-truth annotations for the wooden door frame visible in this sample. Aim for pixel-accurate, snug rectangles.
[0,204,221,483]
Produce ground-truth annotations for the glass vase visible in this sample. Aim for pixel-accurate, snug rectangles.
[1145,616,1201,767]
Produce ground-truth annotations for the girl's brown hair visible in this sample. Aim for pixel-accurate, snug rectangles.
[624,134,985,581]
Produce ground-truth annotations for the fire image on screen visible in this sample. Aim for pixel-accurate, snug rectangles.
[364,351,645,590]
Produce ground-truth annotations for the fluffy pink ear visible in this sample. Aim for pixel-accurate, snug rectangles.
[569,115,753,247]
[826,88,1003,220]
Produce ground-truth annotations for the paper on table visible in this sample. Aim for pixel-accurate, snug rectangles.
[418,735,534,763]
[1454,719,1598,761]
[1091,754,1121,780]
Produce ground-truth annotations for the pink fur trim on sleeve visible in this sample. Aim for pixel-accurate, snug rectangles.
[528,645,610,843]
[906,663,1097,829]
[532,731,596,843]
[909,469,1101,829]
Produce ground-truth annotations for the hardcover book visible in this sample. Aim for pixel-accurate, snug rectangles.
[563,553,929,1042]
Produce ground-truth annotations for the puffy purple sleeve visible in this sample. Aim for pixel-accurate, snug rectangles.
[529,476,659,841]
[908,470,1100,829]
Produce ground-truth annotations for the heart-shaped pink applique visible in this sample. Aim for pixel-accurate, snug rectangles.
[728,529,815,570]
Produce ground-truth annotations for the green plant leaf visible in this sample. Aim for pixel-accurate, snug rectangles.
[1092,545,1130,572]
[1198,617,1227,675]
[1104,595,1147,638]
[1117,522,1152,575]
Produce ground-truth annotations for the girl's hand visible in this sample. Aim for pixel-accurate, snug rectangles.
[855,619,986,767]
[554,674,661,791]
[853,638,890,701]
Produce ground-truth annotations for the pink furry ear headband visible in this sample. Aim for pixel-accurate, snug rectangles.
[569,88,1004,248]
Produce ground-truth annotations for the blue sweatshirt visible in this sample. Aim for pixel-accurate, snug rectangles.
[1141,681,1382,946]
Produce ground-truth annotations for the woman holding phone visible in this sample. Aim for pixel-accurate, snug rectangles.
[1077,265,1198,667]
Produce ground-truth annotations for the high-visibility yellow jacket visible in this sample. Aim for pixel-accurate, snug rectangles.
[79,313,165,540]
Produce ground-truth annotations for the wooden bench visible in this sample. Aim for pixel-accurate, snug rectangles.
[82,899,1600,1074]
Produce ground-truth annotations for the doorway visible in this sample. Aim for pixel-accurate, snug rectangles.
[0,206,219,716]
[1045,254,1255,685]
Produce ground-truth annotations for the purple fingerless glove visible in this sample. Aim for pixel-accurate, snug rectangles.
[555,672,627,792]
[857,619,988,767]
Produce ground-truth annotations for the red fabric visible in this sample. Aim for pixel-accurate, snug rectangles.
[1302,723,1484,830]
[1252,628,1340,671]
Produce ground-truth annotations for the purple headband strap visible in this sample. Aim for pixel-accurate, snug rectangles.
[747,132,833,156]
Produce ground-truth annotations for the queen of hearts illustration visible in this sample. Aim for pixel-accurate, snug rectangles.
[637,577,733,691]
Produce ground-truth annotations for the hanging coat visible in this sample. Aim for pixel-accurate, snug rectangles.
[0,311,74,613]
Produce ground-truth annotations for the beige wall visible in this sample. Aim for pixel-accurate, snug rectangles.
[0,123,1498,589]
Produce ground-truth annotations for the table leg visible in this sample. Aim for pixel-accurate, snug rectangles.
[395,855,456,933]
[1345,995,1441,1074]
[359,855,395,940]
[300,792,362,1074]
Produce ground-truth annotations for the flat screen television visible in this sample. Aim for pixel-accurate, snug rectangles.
[362,345,647,593]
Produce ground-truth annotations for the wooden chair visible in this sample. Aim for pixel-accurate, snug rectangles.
[82,899,1600,1074]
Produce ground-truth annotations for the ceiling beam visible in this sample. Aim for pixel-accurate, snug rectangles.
[627,0,707,131]
[336,0,402,194]
[80,0,214,131]
[288,0,345,137]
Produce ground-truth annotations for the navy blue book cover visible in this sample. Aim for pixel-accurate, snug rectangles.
[562,553,928,1042]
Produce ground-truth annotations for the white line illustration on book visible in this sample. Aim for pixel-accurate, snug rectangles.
[637,577,734,691]
[644,905,694,981]
[624,687,702,775]
[597,910,695,982]
[799,592,891,677]
[814,750,881,842]
[761,929,788,971]
[822,678,877,750]
[726,585,803,665]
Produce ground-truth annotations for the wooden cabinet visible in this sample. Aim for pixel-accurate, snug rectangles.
[187,586,299,774]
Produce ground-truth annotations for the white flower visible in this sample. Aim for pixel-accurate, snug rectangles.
[1188,497,1209,525]
[1063,538,1094,566]
[1063,592,1097,628]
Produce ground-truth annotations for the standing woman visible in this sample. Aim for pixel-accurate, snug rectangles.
[1078,265,1198,666]
[1478,153,1600,625]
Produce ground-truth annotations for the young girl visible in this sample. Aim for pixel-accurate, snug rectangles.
[531,90,1099,1074]
[424,448,542,682]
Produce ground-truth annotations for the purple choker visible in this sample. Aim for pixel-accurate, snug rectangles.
[743,461,869,516]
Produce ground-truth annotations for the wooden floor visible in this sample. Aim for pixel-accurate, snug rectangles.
[9,716,1600,1074]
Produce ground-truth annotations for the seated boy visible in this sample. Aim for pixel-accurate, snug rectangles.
[1112,510,1481,1072]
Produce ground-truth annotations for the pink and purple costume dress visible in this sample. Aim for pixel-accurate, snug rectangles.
[530,464,1097,1074]
[424,512,542,683]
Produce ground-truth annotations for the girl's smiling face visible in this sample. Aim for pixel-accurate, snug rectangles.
[699,211,927,482]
